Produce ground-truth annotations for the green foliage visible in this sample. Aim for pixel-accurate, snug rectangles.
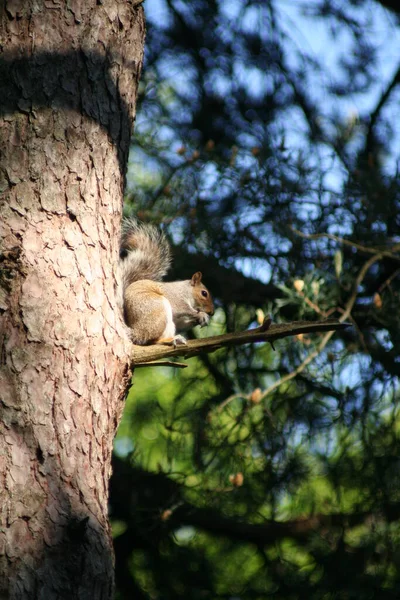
[112,0,400,598]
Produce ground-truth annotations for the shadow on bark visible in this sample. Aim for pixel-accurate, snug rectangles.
[0,49,137,180]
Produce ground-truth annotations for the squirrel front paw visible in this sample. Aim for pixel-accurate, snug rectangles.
[197,312,210,327]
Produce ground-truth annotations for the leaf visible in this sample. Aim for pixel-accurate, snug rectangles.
[373,293,382,309]
[334,250,343,278]
[256,308,265,325]
[294,279,305,292]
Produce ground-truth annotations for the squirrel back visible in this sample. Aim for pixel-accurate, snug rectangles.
[119,219,214,346]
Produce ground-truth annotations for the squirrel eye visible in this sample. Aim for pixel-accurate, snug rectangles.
[201,290,208,298]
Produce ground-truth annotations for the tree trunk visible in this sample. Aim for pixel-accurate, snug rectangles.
[0,1,145,597]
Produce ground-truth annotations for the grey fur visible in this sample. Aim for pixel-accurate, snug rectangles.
[120,218,171,288]
[118,219,214,345]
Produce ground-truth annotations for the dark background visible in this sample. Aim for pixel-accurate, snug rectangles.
[111,1,400,598]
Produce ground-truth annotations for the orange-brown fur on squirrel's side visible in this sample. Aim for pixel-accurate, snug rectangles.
[119,219,214,346]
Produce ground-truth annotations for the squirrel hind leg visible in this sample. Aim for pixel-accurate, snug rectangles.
[156,334,187,347]
[155,298,188,346]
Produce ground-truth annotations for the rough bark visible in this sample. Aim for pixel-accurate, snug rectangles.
[0,1,145,597]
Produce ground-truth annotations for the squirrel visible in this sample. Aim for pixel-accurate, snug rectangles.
[119,218,214,345]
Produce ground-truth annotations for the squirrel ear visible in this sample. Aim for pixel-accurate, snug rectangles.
[191,271,202,286]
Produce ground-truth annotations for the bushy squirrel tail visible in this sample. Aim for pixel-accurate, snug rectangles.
[120,218,172,289]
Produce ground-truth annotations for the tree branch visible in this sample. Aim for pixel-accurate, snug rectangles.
[110,459,400,550]
[171,501,400,546]
[365,61,400,155]
[130,318,350,367]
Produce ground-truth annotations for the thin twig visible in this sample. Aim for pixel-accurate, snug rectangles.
[216,393,248,413]
[377,267,400,295]
[295,289,326,316]
[290,227,400,261]
[134,360,188,369]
